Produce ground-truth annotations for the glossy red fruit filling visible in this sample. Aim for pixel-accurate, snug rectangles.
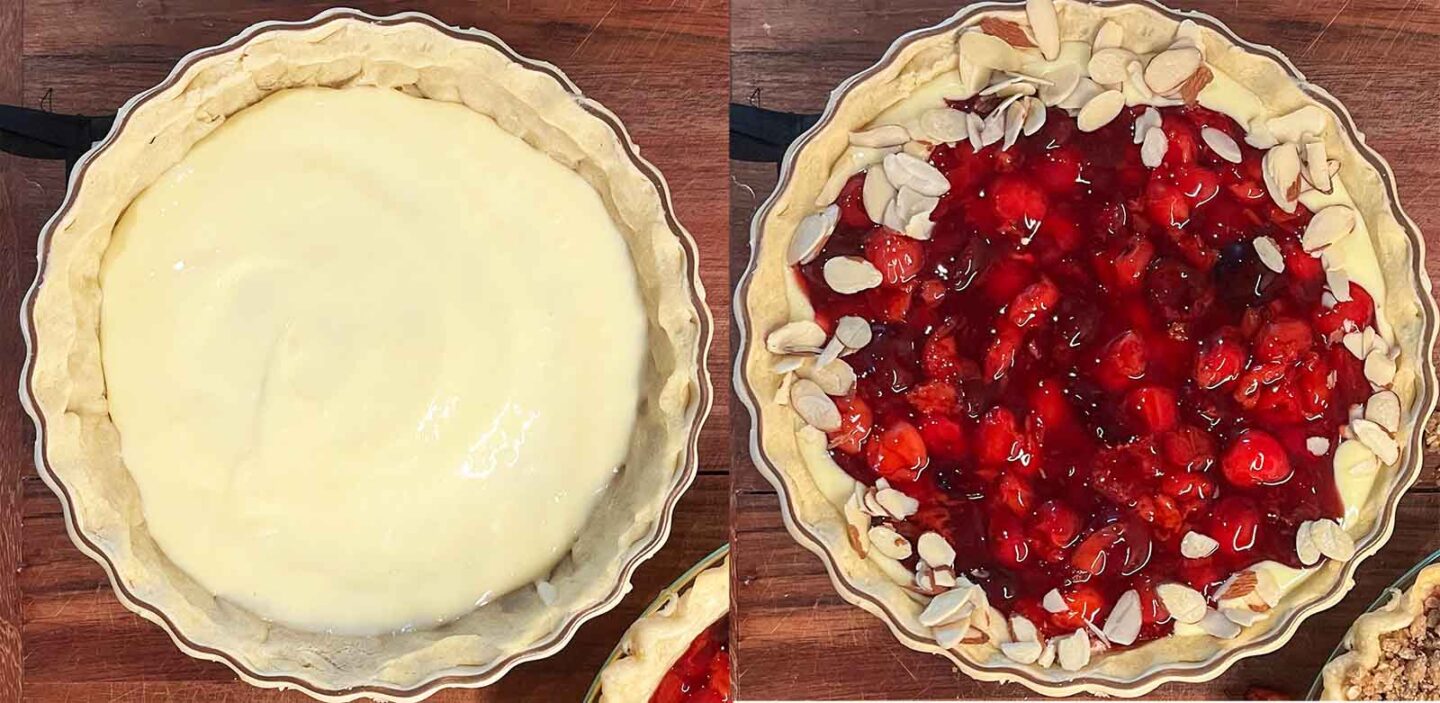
[792,100,1374,647]
[651,618,731,703]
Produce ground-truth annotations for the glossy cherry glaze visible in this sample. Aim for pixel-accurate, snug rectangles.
[795,98,1374,645]
[650,618,731,703]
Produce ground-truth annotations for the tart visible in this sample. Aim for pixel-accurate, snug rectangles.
[22,9,710,700]
[596,550,731,703]
[737,0,1435,694]
[1321,562,1440,700]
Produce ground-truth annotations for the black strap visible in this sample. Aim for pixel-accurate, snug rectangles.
[0,105,115,174]
[730,104,821,164]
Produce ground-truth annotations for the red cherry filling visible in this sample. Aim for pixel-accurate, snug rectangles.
[793,100,1373,647]
[650,618,730,703]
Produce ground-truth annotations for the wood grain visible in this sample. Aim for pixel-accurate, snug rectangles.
[731,0,1440,699]
[4,1,729,700]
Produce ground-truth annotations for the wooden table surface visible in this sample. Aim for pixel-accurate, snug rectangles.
[0,1,729,701]
[731,0,1440,699]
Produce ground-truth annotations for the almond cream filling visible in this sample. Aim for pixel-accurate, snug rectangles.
[100,86,647,635]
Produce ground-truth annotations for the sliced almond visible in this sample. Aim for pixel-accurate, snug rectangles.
[932,620,970,649]
[1178,65,1213,105]
[1076,90,1126,132]
[1253,236,1285,273]
[1037,63,1081,106]
[901,139,933,160]
[1172,19,1203,52]
[1087,48,1136,86]
[1043,588,1068,613]
[1198,608,1242,639]
[535,579,558,606]
[1327,267,1352,302]
[816,146,897,206]
[1002,99,1027,150]
[875,487,920,520]
[1102,589,1143,646]
[1058,77,1104,111]
[867,524,912,560]
[843,492,871,556]
[834,316,872,353]
[918,531,957,569]
[1267,105,1328,144]
[1201,127,1243,163]
[787,205,840,265]
[1365,389,1402,433]
[850,124,911,149]
[1037,638,1059,668]
[1125,60,1156,102]
[1301,205,1356,252]
[1342,331,1367,359]
[1144,48,1203,95]
[861,164,896,224]
[979,106,1007,147]
[1011,613,1040,643]
[959,30,1022,72]
[1022,97,1047,136]
[790,379,841,431]
[1295,521,1321,566]
[823,256,883,294]
[915,109,967,145]
[1133,107,1161,145]
[932,567,957,589]
[1180,531,1220,559]
[979,16,1036,49]
[1026,0,1060,60]
[1217,570,1258,601]
[1351,417,1399,464]
[772,355,805,374]
[965,111,986,151]
[797,357,856,396]
[1306,436,1332,456]
[1309,518,1356,561]
[1334,438,1380,476]
[981,75,1038,98]
[883,152,949,197]
[1304,140,1334,194]
[1000,638,1044,663]
[1140,126,1168,169]
[919,585,979,627]
[1157,583,1208,624]
[1093,20,1124,51]
[1055,629,1091,671]
[1365,349,1397,386]
[1222,606,1264,627]
[1262,144,1302,213]
[766,320,827,355]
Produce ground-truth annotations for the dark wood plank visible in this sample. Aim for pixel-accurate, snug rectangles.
[8,1,729,700]
[731,0,1440,698]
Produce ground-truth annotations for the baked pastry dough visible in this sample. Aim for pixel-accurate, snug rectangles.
[1322,563,1440,700]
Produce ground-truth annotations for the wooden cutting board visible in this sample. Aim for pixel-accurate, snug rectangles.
[0,1,728,701]
[731,0,1440,699]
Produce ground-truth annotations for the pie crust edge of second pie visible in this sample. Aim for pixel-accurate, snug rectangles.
[24,11,709,696]
[738,0,1433,691]
[1320,562,1440,700]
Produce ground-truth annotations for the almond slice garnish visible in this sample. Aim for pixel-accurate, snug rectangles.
[979,17,1036,49]
[1364,349,1397,386]
[1178,65,1213,105]
[1350,417,1399,464]
[823,256,883,294]
[1093,20,1124,51]
[1037,63,1081,107]
[1262,144,1303,213]
[843,492,871,556]
[1055,629,1091,671]
[1172,19,1203,53]
[1309,518,1356,561]
[1180,531,1220,559]
[814,329,847,370]
[1218,570,1259,601]
[1253,236,1285,273]
[787,205,840,265]
[849,124,911,149]
[874,487,920,520]
[981,75,1038,98]
[1201,127,1243,163]
[867,524,912,560]
[1303,140,1334,194]
[1002,99,1028,150]
[1133,107,1161,145]
[1306,436,1332,456]
[1144,47,1203,95]
[1087,48,1136,86]
[1157,583,1208,624]
[834,315,872,353]
[1366,389,1402,433]
[919,584,980,627]
[918,531,958,569]
[1326,266,1351,302]
[1102,589,1143,646]
[1026,0,1060,60]
[766,320,827,355]
[1022,97,1047,136]
[1011,613,1040,643]
[536,579,558,606]
[1001,639,1043,664]
[1295,520,1322,566]
[1140,126,1168,169]
[1267,105,1328,144]
[882,152,949,197]
[797,357,856,396]
[979,107,1006,147]
[790,378,841,431]
[1342,331,1367,359]
[816,145,897,206]
[1058,77,1104,111]
[772,355,805,374]
[861,164,896,224]
[1037,638,1058,667]
[919,108,970,144]
[1301,205,1357,252]
[959,29,1023,72]
[1333,438,1379,476]
[1043,588,1067,613]
[1222,606,1263,626]
[1198,608,1242,639]
[932,566,958,589]
[965,112,986,152]
[1077,90,1126,132]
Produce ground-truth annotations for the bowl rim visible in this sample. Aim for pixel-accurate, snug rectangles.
[16,7,715,702]
[581,543,731,703]
[731,0,1439,696]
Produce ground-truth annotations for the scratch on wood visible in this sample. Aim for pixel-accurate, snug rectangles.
[1302,0,1351,58]
[572,1,619,58]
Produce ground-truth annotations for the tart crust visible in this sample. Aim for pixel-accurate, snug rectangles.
[739,0,1433,694]
[1321,563,1440,700]
[24,10,707,698]
[597,557,730,702]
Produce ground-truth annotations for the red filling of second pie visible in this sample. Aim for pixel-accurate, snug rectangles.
[796,98,1374,645]
[650,618,731,703]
